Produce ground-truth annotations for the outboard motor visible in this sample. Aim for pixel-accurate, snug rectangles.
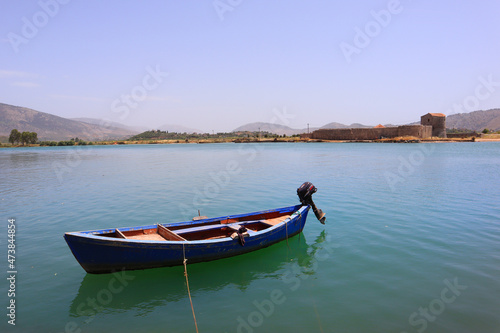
[297,182,326,224]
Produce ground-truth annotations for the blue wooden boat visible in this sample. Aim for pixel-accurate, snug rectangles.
[64,182,325,274]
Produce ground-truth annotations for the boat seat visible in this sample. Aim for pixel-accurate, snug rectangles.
[157,224,187,241]
[115,229,127,239]
[126,233,169,241]
[167,213,294,238]
[174,222,244,235]
[114,226,187,241]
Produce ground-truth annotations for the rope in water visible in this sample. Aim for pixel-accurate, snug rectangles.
[183,244,199,333]
[297,210,302,241]
[285,219,289,248]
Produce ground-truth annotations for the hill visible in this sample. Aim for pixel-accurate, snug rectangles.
[71,117,147,133]
[321,122,372,129]
[72,118,203,134]
[447,109,500,131]
[233,122,318,136]
[158,124,203,134]
[0,103,136,141]
[233,121,374,135]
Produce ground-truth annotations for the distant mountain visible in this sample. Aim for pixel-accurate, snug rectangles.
[320,122,347,129]
[158,124,203,134]
[447,109,500,131]
[321,122,372,129]
[0,103,136,141]
[232,122,317,136]
[74,118,202,134]
[71,117,147,133]
[350,123,372,128]
[233,121,375,135]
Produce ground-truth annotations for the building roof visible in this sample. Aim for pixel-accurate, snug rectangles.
[374,124,385,128]
[427,113,446,117]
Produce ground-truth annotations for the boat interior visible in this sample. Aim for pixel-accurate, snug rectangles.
[97,211,293,241]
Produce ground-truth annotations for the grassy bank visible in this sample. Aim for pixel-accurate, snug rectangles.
[2,135,500,148]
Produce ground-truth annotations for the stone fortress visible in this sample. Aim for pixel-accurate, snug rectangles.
[302,113,446,140]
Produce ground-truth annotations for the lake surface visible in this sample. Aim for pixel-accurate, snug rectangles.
[1,142,499,333]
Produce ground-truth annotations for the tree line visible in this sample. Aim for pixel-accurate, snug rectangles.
[8,129,37,145]
[7,129,95,146]
[129,129,293,141]
[39,138,93,146]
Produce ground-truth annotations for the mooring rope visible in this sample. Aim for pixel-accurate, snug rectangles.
[183,244,199,333]
[297,210,302,242]
[285,219,289,249]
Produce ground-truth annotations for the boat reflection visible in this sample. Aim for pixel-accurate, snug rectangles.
[69,230,331,319]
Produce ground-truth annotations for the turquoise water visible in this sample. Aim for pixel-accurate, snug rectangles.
[1,142,499,333]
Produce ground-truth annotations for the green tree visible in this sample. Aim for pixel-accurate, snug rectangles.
[20,132,30,145]
[18,131,38,145]
[482,128,489,134]
[9,129,21,145]
[29,132,38,144]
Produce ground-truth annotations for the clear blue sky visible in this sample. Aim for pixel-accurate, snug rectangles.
[1,0,499,132]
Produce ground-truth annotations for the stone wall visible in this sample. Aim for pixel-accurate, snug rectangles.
[446,132,479,138]
[306,125,432,140]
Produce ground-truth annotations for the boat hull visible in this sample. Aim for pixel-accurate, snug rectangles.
[64,205,310,274]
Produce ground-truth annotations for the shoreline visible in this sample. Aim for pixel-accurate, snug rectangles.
[2,136,500,148]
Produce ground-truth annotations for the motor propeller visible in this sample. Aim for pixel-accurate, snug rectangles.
[297,182,326,224]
